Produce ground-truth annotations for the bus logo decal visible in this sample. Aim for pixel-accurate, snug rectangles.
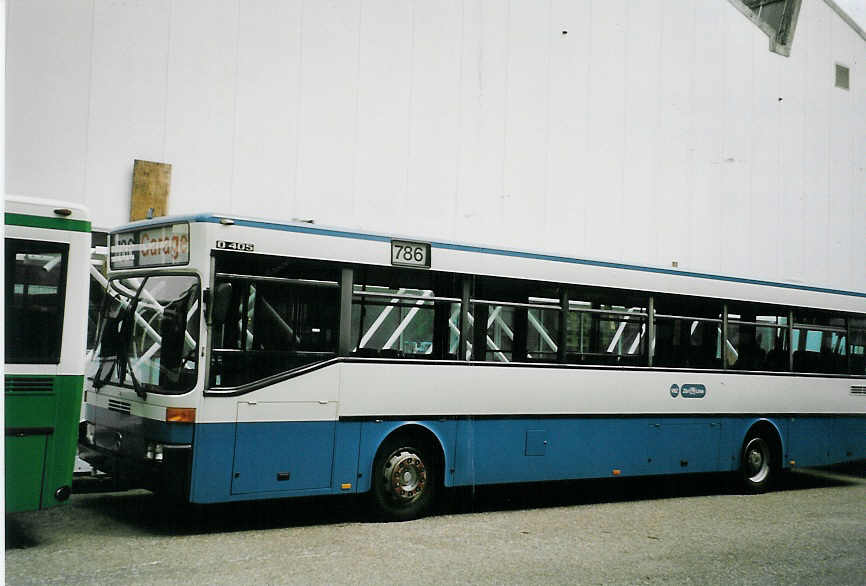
[670,383,706,398]
[680,384,707,399]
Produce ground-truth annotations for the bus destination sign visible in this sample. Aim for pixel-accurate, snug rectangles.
[111,223,190,269]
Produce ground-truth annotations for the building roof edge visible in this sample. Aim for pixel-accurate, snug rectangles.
[824,0,866,42]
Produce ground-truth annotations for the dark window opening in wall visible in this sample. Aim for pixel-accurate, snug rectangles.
[835,64,850,90]
[733,0,801,56]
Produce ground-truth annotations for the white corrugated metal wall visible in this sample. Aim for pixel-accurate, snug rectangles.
[5,0,865,291]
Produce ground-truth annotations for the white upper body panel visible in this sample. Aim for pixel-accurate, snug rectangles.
[5,195,91,375]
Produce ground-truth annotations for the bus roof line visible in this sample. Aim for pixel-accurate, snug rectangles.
[112,213,866,300]
[432,241,866,300]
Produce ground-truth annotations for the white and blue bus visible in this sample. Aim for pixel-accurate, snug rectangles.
[79,213,866,520]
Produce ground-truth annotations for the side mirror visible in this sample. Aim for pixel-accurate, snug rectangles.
[212,282,233,326]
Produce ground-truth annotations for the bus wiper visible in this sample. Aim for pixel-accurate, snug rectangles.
[124,354,147,400]
[114,337,146,400]
[92,359,115,390]
[115,313,146,400]
[93,332,121,391]
[120,279,147,400]
[92,293,127,390]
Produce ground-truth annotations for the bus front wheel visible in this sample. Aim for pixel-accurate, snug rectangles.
[741,431,778,493]
[371,435,438,521]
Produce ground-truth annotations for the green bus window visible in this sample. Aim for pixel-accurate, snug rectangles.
[4,239,68,364]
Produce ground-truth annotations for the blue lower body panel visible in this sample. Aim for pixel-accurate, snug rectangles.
[186,415,866,504]
[785,417,866,467]
[190,421,361,503]
[453,418,727,486]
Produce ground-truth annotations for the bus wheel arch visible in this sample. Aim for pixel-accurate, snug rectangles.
[370,425,444,521]
[740,420,783,493]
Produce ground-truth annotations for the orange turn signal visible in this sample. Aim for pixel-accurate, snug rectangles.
[612,469,622,476]
[166,407,196,423]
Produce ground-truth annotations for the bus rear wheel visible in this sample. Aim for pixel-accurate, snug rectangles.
[372,435,438,521]
[741,431,777,493]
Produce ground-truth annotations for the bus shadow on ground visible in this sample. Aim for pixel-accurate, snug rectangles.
[4,518,41,550]
[72,462,864,536]
[75,489,369,536]
[449,461,865,516]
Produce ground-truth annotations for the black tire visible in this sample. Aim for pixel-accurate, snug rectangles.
[371,435,438,521]
[740,430,778,493]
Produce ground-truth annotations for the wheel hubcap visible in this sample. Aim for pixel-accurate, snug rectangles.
[744,437,770,484]
[383,449,427,503]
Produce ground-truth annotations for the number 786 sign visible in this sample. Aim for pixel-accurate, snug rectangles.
[391,240,431,269]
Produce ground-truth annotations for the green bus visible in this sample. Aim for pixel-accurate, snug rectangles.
[5,195,91,512]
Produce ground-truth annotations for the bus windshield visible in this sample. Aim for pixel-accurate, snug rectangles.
[90,275,200,396]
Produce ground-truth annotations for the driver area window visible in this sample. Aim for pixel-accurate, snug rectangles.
[209,253,339,389]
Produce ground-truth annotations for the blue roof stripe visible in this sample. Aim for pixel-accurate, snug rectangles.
[431,242,865,298]
[115,213,866,299]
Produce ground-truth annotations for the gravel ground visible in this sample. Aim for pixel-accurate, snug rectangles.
[5,464,865,585]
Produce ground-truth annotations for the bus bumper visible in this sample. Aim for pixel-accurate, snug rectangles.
[78,427,191,501]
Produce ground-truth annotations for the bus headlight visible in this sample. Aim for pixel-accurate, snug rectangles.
[85,423,95,444]
[146,442,165,461]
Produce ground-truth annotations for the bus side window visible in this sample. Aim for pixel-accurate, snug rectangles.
[724,303,790,372]
[564,288,647,367]
[253,282,338,353]
[350,267,459,360]
[792,312,848,374]
[468,276,525,363]
[209,272,339,388]
[4,239,68,364]
[653,295,722,370]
